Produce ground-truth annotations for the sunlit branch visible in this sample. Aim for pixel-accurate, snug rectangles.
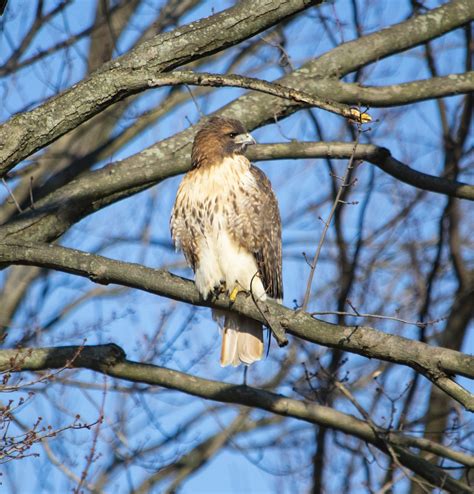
[0,241,473,412]
[0,0,321,177]
[247,143,474,201]
[145,71,369,122]
[332,72,474,106]
[0,343,470,493]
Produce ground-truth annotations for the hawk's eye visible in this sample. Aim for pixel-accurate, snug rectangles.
[228,132,237,138]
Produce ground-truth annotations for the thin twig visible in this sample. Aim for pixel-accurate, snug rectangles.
[184,84,204,118]
[249,272,288,347]
[327,371,433,492]
[28,176,35,209]
[310,310,446,328]
[73,377,107,494]
[1,178,23,212]
[301,127,362,310]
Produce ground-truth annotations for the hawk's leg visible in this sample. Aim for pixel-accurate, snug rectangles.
[229,285,241,303]
[229,282,251,304]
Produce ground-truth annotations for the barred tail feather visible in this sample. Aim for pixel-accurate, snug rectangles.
[220,314,264,367]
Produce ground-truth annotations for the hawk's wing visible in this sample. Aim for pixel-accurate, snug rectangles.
[228,164,283,300]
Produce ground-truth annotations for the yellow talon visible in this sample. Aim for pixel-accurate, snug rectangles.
[349,108,372,123]
[229,286,241,303]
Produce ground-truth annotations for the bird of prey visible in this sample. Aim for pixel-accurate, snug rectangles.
[170,116,282,366]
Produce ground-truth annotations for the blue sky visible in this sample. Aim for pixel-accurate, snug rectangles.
[1,1,473,492]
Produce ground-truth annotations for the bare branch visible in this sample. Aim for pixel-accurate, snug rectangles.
[1,3,473,250]
[2,1,473,490]
[301,131,361,311]
[0,242,473,405]
[0,0,8,16]
[329,72,474,107]
[145,70,371,121]
[1,343,470,494]
[247,143,474,201]
[313,0,474,77]
[0,0,321,177]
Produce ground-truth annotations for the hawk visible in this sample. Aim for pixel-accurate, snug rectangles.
[170,117,282,366]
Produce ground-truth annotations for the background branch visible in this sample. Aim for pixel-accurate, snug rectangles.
[247,143,474,200]
[0,241,472,406]
[2,1,473,490]
[1,343,470,494]
[0,0,321,176]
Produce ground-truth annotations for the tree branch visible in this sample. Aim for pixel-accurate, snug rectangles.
[0,0,321,177]
[312,0,474,78]
[334,72,474,106]
[0,241,473,411]
[247,143,474,201]
[1,343,471,494]
[0,0,8,16]
[145,70,370,121]
[1,2,473,246]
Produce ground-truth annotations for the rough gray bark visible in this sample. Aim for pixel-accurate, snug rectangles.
[1,0,473,491]
[0,0,321,176]
[1,0,472,250]
[1,343,471,493]
[1,240,473,411]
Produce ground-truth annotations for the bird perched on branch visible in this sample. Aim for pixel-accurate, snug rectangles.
[170,116,283,366]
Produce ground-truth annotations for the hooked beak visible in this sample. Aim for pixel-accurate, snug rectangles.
[234,132,256,147]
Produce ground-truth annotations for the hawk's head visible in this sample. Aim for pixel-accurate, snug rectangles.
[191,117,256,169]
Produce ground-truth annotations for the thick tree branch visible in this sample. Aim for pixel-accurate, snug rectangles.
[2,1,473,490]
[334,72,474,106]
[312,0,474,77]
[247,143,474,201]
[0,0,320,177]
[1,343,470,494]
[1,136,473,254]
[0,241,473,411]
[1,2,473,247]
